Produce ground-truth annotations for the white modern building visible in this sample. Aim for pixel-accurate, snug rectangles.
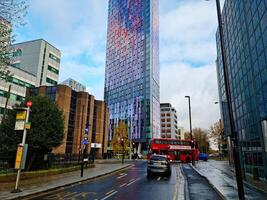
[160,103,179,139]
[61,78,86,92]
[10,39,61,87]
[0,39,61,120]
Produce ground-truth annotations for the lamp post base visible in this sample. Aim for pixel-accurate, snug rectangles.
[11,188,22,193]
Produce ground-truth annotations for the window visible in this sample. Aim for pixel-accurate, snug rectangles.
[48,65,59,74]
[46,77,57,85]
[12,49,22,57]
[49,53,60,63]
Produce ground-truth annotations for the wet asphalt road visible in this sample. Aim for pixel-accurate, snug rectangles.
[26,161,178,200]
[181,164,223,200]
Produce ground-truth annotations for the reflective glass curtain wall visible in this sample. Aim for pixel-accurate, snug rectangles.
[104,0,160,147]
[216,0,267,178]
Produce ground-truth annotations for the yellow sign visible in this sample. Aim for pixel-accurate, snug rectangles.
[25,122,31,130]
[15,146,23,169]
[16,111,26,120]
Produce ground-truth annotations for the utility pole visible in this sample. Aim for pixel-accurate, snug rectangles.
[213,0,245,198]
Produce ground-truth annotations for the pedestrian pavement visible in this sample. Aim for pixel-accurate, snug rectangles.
[0,162,131,200]
[192,160,267,200]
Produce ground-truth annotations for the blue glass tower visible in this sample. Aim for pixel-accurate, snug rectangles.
[104,0,160,151]
[217,0,267,178]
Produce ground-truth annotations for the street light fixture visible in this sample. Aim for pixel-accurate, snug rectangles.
[206,0,245,199]
[185,96,195,166]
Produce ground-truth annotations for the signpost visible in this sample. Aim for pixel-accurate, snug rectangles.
[12,102,32,193]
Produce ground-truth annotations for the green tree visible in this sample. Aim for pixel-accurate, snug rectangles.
[111,121,129,152]
[0,95,64,169]
[185,128,210,153]
[0,109,20,155]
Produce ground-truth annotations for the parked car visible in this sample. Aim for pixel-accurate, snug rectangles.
[147,155,171,178]
[198,153,209,161]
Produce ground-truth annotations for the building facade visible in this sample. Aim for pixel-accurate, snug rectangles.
[0,66,36,119]
[104,0,160,152]
[0,39,60,121]
[61,78,86,92]
[217,0,267,178]
[160,103,179,139]
[10,39,61,87]
[27,85,109,158]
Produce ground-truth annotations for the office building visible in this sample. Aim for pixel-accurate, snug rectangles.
[160,103,178,139]
[10,39,61,87]
[216,0,267,178]
[104,0,160,153]
[0,39,61,121]
[61,78,86,92]
[0,66,36,119]
[27,85,109,158]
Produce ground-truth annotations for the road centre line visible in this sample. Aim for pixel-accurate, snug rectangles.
[101,191,118,200]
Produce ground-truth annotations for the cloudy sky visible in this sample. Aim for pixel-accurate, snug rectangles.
[15,0,225,130]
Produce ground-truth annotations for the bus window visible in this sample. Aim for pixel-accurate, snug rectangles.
[155,139,159,144]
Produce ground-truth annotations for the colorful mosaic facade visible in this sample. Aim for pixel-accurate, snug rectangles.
[104,0,160,147]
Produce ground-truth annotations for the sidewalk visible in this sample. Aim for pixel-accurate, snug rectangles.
[0,162,131,200]
[192,160,267,200]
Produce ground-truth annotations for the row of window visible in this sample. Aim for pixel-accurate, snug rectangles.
[46,77,57,85]
[154,139,190,145]
[0,89,25,102]
[10,77,34,88]
[48,65,59,75]
[49,53,60,63]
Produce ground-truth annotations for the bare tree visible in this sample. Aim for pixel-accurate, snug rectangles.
[185,128,210,153]
[0,0,28,121]
[209,120,226,154]
[0,0,28,79]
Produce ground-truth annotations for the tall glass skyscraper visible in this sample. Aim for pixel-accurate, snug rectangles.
[217,0,267,178]
[104,0,160,152]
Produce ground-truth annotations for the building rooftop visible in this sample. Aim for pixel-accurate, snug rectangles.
[10,38,61,52]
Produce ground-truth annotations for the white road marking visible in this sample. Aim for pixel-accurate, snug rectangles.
[101,191,118,200]
[126,178,140,186]
[117,173,127,179]
[119,183,127,187]
[105,189,115,195]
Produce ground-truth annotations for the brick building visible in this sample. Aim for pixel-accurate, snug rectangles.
[27,84,109,158]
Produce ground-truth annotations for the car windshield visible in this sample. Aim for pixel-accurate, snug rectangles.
[151,156,166,161]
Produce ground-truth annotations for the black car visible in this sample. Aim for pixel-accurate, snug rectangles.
[147,155,171,178]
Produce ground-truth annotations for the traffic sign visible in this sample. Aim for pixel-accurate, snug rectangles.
[15,145,23,169]
[82,139,88,145]
[26,101,32,107]
[15,121,25,131]
[16,111,26,120]
[25,122,31,130]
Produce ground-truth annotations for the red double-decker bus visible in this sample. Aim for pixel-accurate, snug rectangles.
[147,138,199,162]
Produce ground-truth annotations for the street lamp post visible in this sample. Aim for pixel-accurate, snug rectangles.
[185,96,195,166]
[121,138,124,164]
[209,0,245,199]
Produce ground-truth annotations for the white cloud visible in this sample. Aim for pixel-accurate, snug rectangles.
[159,0,221,130]
[160,62,220,130]
[16,0,223,129]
